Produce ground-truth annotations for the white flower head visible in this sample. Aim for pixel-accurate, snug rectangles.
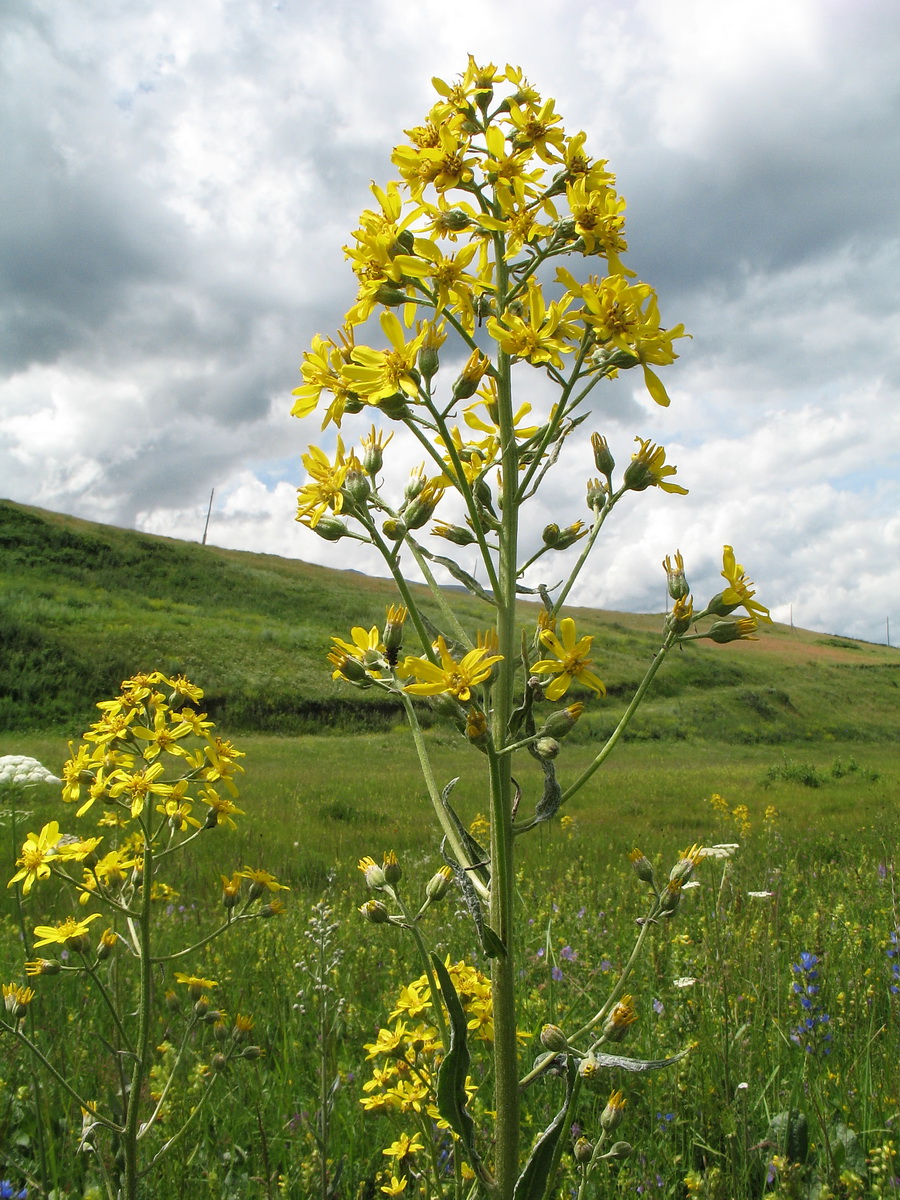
[0,755,61,787]
[748,890,775,900]
[673,976,696,988]
[700,843,740,860]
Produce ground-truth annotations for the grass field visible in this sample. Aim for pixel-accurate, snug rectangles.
[2,500,900,1198]
[2,729,899,1199]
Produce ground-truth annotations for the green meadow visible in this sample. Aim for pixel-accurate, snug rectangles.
[2,499,900,1198]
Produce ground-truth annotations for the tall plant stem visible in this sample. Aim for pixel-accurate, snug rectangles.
[123,829,154,1200]
[489,305,521,1196]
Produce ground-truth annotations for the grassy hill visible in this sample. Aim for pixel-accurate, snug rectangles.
[1,498,898,741]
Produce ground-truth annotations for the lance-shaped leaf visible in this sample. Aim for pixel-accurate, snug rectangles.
[419,546,497,606]
[441,837,505,958]
[431,954,479,1160]
[513,1055,578,1200]
[582,1047,691,1074]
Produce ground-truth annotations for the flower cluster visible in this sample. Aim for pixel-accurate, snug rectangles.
[790,952,832,1057]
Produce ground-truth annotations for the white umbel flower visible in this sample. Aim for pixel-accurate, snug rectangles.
[0,755,61,787]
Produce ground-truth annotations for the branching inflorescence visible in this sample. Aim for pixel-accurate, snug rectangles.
[291,58,771,1200]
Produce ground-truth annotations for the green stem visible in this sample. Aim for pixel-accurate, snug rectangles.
[549,499,613,618]
[560,632,676,804]
[1,1019,120,1130]
[395,893,449,1051]
[123,824,154,1199]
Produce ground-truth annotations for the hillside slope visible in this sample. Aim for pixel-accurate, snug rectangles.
[1,499,897,740]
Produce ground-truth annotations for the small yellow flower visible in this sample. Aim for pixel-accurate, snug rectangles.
[400,637,502,704]
[532,618,605,701]
[719,546,771,622]
[32,913,102,950]
[383,1132,424,1160]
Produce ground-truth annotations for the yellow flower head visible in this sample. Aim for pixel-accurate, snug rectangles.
[400,637,503,704]
[532,618,605,702]
[719,546,772,623]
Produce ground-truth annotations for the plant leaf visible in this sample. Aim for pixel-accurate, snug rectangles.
[431,954,478,1158]
[513,1056,578,1200]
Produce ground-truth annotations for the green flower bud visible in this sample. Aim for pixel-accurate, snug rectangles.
[359,899,390,924]
[535,736,560,760]
[381,518,406,541]
[540,1024,568,1053]
[542,523,560,548]
[603,1141,633,1161]
[425,866,454,901]
[591,433,615,477]
[342,468,371,506]
[704,619,759,643]
[382,850,402,886]
[574,1137,594,1165]
[586,477,607,509]
[600,1089,626,1131]
[374,284,408,307]
[662,551,689,600]
[312,516,350,542]
[628,847,655,886]
[242,1046,264,1060]
[433,521,476,546]
[211,1052,228,1072]
[194,997,210,1018]
[539,703,584,740]
[377,393,412,421]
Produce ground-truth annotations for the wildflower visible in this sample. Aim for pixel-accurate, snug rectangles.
[602,995,638,1042]
[623,437,688,495]
[239,868,289,900]
[0,755,60,787]
[3,983,36,1020]
[175,972,217,994]
[383,1132,424,1160]
[790,952,832,1057]
[380,1177,408,1196]
[711,546,771,622]
[600,1089,627,1131]
[888,931,900,994]
[7,822,64,895]
[532,617,605,701]
[401,636,502,704]
[673,977,696,988]
[32,913,102,953]
[663,550,689,600]
[24,959,60,976]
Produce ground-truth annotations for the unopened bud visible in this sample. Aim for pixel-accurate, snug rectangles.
[466,708,489,746]
[359,899,389,924]
[374,284,408,307]
[312,516,350,542]
[705,619,758,644]
[535,736,560,760]
[603,1141,633,1161]
[383,605,407,665]
[242,1046,264,1060]
[540,1024,568,1053]
[602,996,637,1043]
[382,850,402,886]
[662,551,689,600]
[425,866,454,902]
[377,393,412,421]
[600,1089,626,1131]
[433,521,476,546]
[574,1137,594,1165]
[542,523,561,548]
[211,1052,227,1072]
[586,477,607,509]
[628,847,655,885]
[404,483,444,530]
[591,433,615,477]
[539,703,583,740]
[194,997,210,1017]
[381,518,406,542]
[343,468,371,506]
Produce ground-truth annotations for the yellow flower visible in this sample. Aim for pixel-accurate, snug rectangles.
[380,1176,408,1196]
[33,912,102,950]
[344,312,428,403]
[719,546,772,622]
[532,618,605,701]
[238,867,290,895]
[8,822,63,895]
[625,437,688,495]
[383,1132,424,1160]
[400,637,503,703]
[296,437,354,529]
[486,280,577,368]
[174,972,218,999]
[106,761,171,820]
[131,707,193,761]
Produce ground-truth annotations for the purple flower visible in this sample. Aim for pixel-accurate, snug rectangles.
[551,966,564,982]
[790,952,831,1056]
[560,945,578,962]
[652,998,665,1015]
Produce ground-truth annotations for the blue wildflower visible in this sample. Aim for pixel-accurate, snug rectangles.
[790,951,831,1057]
[887,930,900,995]
[0,1183,28,1200]
[551,965,564,982]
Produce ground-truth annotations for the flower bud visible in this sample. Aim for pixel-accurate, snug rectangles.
[540,1024,568,1053]
[662,551,689,600]
[425,866,454,902]
[97,929,118,962]
[383,605,407,665]
[586,477,607,509]
[574,1137,594,1165]
[393,228,415,255]
[542,523,560,548]
[539,703,584,740]
[382,850,402,886]
[433,521,476,546]
[704,619,759,644]
[211,1052,227,1072]
[165,989,180,1012]
[554,522,586,550]
[404,482,444,530]
[214,1019,229,1043]
[628,848,655,886]
[659,878,682,916]
[666,595,694,636]
[194,997,210,1018]
[622,457,654,492]
[359,899,389,924]
[377,393,412,421]
[405,468,428,501]
[342,468,371,506]
[312,516,350,542]
[25,959,61,977]
[591,433,615,477]
[327,652,371,686]
[600,1089,626,1131]
[242,1046,264,1060]
[359,855,386,889]
[203,1009,224,1025]
[603,1141,633,1161]
[535,736,560,760]
[381,518,406,542]
[466,708,489,747]
[452,349,490,401]
[374,284,408,307]
[361,426,391,477]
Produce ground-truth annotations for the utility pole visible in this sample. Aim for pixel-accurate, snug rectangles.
[201,488,215,546]
[888,616,892,648]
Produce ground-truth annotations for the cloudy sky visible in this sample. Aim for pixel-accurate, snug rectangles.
[2,0,898,642]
